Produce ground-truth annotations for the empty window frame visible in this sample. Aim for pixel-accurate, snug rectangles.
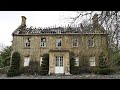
[56,38,62,47]
[88,38,94,47]
[25,38,30,47]
[73,37,78,47]
[40,38,46,47]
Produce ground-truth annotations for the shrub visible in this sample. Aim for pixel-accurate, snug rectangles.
[40,53,49,75]
[93,68,115,75]
[20,61,39,75]
[7,51,20,77]
[69,52,79,74]
[79,55,91,73]
[70,66,79,75]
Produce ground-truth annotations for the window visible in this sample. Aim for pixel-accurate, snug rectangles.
[88,38,94,47]
[25,38,30,47]
[56,56,63,67]
[24,57,30,66]
[73,37,78,47]
[56,38,62,47]
[40,57,43,66]
[75,57,79,66]
[89,57,96,66]
[40,38,46,47]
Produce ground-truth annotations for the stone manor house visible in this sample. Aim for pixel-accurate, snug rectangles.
[11,14,109,75]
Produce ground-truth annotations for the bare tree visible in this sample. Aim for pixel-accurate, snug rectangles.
[67,11,120,51]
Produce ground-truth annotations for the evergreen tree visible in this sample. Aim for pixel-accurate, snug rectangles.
[7,51,20,77]
[99,52,108,68]
[40,53,49,75]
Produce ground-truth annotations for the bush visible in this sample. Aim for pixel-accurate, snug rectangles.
[7,51,20,77]
[20,61,39,75]
[40,53,49,75]
[79,67,92,73]
[93,68,115,75]
[70,66,79,75]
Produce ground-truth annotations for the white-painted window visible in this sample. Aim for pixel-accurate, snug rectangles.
[89,57,96,66]
[55,56,63,67]
[88,38,94,47]
[25,38,30,47]
[56,38,62,47]
[24,57,30,67]
[40,57,43,66]
[75,57,79,66]
[73,37,78,47]
[40,38,46,47]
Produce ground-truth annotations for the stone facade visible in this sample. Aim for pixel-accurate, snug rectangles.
[11,15,109,75]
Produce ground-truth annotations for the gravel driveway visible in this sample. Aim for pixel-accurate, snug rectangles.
[0,74,120,79]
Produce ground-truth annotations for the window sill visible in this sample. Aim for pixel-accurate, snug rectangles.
[24,47,30,49]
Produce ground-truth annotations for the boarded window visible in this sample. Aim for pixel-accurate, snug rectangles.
[89,57,96,66]
[40,38,46,47]
[24,57,30,66]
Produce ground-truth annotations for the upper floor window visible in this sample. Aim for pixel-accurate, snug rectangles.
[40,38,46,47]
[25,38,30,47]
[56,38,62,47]
[88,38,94,47]
[73,37,78,47]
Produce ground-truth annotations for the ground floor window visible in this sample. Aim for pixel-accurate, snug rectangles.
[40,57,43,66]
[89,57,96,66]
[75,57,79,66]
[24,57,30,67]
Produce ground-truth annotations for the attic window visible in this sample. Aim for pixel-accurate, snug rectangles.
[25,38,30,47]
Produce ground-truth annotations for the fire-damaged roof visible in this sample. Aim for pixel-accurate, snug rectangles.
[12,15,107,36]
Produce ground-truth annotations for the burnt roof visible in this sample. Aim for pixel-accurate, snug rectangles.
[12,24,107,35]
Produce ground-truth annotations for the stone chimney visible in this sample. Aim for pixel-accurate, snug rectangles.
[92,13,98,28]
[21,16,26,26]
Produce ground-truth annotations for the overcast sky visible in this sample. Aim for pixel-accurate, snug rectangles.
[0,11,79,47]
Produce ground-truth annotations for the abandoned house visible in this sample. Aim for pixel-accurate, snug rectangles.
[11,14,109,75]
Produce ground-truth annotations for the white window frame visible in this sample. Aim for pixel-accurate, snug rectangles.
[40,57,43,66]
[88,38,94,47]
[24,57,30,67]
[89,57,96,66]
[40,38,46,47]
[25,38,30,47]
[73,37,78,47]
[56,38,62,47]
[75,57,79,66]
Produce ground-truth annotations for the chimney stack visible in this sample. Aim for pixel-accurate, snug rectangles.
[21,16,26,26]
[92,13,98,28]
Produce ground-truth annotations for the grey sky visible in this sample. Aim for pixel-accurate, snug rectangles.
[0,11,78,46]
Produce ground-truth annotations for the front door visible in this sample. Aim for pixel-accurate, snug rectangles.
[55,56,64,74]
